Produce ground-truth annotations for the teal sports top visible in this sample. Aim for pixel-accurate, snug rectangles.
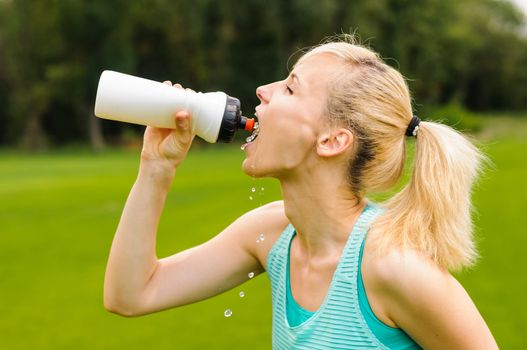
[266,202,422,349]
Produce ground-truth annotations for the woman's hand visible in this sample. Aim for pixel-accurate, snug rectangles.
[139,82,195,184]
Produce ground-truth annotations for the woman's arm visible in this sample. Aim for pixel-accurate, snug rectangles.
[103,97,197,316]
[368,249,498,349]
[103,162,174,316]
[130,201,285,315]
[104,178,280,316]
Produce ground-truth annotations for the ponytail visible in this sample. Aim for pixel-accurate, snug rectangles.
[372,121,486,271]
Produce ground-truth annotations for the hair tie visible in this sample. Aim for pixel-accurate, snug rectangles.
[405,115,421,137]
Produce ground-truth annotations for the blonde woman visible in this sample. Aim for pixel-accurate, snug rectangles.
[104,38,498,349]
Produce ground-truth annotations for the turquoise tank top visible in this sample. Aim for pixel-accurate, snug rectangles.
[266,203,422,349]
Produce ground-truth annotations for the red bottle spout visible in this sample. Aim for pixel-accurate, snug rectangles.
[244,117,255,132]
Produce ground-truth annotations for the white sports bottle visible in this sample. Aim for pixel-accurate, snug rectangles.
[94,70,255,143]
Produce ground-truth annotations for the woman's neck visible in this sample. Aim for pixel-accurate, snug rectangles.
[279,173,365,260]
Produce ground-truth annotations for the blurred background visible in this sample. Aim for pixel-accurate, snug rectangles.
[0,0,526,349]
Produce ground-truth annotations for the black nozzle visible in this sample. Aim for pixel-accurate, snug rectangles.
[239,116,249,129]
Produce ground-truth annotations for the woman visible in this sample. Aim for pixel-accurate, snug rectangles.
[104,38,498,349]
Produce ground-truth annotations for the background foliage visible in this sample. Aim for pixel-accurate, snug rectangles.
[0,0,526,149]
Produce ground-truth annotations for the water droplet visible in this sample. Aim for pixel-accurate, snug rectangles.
[261,187,265,191]
[239,291,245,298]
[251,187,256,192]
[248,272,255,279]
[258,233,265,242]
[249,196,253,200]
[240,144,246,150]
[224,309,232,317]
[256,239,260,243]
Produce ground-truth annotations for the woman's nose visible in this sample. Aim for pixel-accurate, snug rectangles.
[256,84,270,104]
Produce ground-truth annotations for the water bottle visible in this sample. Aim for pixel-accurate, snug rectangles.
[94,70,256,143]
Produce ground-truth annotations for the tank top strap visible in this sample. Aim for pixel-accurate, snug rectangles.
[266,223,296,271]
[336,202,385,280]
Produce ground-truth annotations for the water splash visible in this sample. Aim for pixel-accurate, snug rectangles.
[249,196,253,200]
[248,272,255,279]
[251,187,256,192]
[246,122,259,143]
[239,291,245,298]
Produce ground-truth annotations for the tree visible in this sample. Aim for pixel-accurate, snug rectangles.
[0,0,525,149]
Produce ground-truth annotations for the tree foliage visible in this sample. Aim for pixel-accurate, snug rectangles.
[0,0,525,148]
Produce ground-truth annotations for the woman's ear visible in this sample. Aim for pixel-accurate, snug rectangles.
[316,128,354,157]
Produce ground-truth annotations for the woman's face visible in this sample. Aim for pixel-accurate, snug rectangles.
[242,53,342,178]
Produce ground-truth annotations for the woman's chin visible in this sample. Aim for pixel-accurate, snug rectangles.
[242,158,270,178]
[242,158,258,177]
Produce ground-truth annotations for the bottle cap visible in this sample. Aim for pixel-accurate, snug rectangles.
[217,95,242,143]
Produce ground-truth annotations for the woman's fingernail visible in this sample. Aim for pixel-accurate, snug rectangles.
[176,118,187,129]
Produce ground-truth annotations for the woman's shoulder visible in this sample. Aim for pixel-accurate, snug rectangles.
[365,247,452,295]
[362,243,497,348]
[236,200,289,269]
[240,200,288,227]
[362,240,466,327]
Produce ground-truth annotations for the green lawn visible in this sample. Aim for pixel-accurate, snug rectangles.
[1,123,526,349]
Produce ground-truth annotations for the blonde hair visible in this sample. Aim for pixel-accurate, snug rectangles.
[298,37,485,271]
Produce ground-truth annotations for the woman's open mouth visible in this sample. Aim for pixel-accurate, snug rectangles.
[245,121,259,143]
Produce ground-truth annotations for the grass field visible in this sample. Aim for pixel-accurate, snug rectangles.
[1,120,526,349]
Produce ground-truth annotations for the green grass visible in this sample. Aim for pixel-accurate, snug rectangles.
[1,121,526,349]
[455,136,527,348]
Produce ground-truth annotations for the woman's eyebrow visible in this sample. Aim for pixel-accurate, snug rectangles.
[291,73,301,86]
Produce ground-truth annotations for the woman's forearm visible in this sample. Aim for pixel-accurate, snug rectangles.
[103,164,174,315]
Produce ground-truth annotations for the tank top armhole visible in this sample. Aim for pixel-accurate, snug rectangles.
[357,238,401,331]
[358,237,422,349]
